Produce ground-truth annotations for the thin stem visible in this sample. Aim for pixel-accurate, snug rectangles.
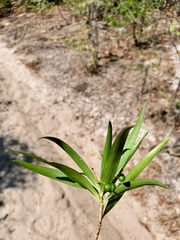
[94,197,104,240]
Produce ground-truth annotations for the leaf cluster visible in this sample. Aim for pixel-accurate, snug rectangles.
[0,0,56,13]
[21,0,55,13]
[12,105,170,217]
[102,0,167,27]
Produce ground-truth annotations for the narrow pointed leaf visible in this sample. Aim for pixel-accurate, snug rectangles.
[126,138,170,181]
[101,126,133,183]
[106,179,169,203]
[12,148,99,197]
[117,132,148,173]
[39,137,98,188]
[48,162,99,199]
[103,179,169,216]
[11,148,49,164]
[100,121,112,175]
[103,194,123,218]
[13,160,82,188]
[117,105,145,174]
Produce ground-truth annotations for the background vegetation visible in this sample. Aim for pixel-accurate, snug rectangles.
[0,0,179,74]
[0,0,179,68]
[1,1,179,37]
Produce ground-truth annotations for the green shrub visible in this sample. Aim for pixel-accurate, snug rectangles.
[0,0,11,8]
[14,0,55,12]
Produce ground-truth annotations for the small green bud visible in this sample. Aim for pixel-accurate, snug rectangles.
[104,183,116,192]
[119,173,126,182]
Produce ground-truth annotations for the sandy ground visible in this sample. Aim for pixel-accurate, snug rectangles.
[0,40,155,240]
[0,9,180,240]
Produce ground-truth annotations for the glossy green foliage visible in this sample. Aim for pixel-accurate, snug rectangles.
[13,159,82,188]
[39,137,99,189]
[117,105,146,174]
[103,178,169,216]
[125,138,170,181]
[100,121,112,176]
[12,105,170,216]
[100,125,133,184]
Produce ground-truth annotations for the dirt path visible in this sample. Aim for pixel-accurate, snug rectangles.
[0,39,155,240]
[0,9,180,240]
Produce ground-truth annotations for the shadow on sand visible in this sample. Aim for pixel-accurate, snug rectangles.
[0,137,37,192]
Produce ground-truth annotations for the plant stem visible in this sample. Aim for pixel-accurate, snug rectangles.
[94,198,104,240]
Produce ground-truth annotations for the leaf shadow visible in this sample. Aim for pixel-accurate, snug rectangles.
[0,137,37,192]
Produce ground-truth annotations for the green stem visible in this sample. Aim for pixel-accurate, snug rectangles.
[94,197,104,240]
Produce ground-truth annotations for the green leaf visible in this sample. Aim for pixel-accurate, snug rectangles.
[100,126,133,184]
[12,148,99,198]
[103,194,123,218]
[13,160,82,188]
[11,149,49,164]
[117,105,145,174]
[108,179,169,202]
[117,132,148,174]
[49,162,99,199]
[39,137,98,188]
[103,179,169,216]
[126,138,170,181]
[100,121,112,175]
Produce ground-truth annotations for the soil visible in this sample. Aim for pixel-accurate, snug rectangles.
[0,6,180,240]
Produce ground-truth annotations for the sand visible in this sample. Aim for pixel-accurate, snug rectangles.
[0,9,180,239]
[0,39,154,240]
